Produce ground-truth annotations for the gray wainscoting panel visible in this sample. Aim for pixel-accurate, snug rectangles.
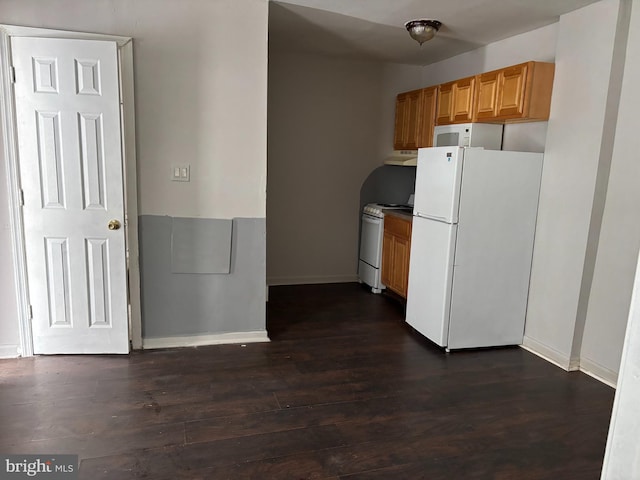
[171,217,232,274]
[139,216,266,338]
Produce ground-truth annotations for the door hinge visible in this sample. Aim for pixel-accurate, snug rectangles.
[19,189,24,206]
[9,66,16,84]
[28,305,33,320]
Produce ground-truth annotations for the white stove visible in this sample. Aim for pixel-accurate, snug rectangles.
[359,198,414,293]
[363,203,414,219]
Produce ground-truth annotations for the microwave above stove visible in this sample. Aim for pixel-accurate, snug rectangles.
[434,123,504,150]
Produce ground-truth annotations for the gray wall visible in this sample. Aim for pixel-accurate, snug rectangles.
[267,51,422,285]
[139,216,265,338]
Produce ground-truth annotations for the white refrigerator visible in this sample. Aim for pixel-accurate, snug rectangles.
[406,147,543,350]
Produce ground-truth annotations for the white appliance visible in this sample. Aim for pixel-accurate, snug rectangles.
[406,147,543,350]
[359,202,413,293]
[434,123,504,149]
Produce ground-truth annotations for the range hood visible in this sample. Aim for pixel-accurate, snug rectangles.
[384,150,418,166]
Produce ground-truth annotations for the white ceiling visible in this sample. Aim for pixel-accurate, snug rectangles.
[269,0,602,65]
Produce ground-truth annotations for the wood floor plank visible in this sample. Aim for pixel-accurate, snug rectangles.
[80,424,347,478]
[0,421,186,460]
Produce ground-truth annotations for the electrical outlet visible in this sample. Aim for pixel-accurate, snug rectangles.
[171,164,190,182]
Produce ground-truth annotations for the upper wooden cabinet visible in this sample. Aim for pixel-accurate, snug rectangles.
[435,82,453,125]
[452,76,476,123]
[475,70,500,121]
[436,76,476,125]
[474,62,555,122]
[392,61,555,149]
[393,86,437,150]
[394,89,421,150]
[419,86,437,148]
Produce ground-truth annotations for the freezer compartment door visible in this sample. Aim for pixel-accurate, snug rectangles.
[405,217,457,347]
[414,147,465,223]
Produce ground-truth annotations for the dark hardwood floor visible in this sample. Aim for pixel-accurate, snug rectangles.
[0,283,615,479]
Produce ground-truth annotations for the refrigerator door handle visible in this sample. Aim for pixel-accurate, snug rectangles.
[415,213,451,223]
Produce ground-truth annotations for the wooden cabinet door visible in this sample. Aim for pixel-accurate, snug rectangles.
[475,71,500,121]
[394,89,424,150]
[393,94,409,149]
[436,82,454,125]
[418,86,437,147]
[381,231,394,288]
[452,76,475,123]
[392,235,411,298]
[497,63,528,117]
[381,216,412,298]
[394,86,437,149]
[404,89,423,149]
[390,237,404,295]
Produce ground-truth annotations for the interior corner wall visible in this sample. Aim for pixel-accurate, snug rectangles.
[0,0,269,344]
[580,0,639,383]
[524,0,623,369]
[266,51,422,285]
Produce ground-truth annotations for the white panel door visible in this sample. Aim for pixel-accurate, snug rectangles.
[405,216,457,347]
[12,37,129,354]
[414,147,465,223]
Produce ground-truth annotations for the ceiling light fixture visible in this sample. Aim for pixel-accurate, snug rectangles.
[405,19,442,46]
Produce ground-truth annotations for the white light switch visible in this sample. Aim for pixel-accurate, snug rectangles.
[171,164,190,182]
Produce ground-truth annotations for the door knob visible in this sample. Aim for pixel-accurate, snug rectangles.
[108,220,121,230]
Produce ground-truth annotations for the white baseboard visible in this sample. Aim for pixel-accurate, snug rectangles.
[0,344,19,358]
[142,331,270,350]
[579,357,618,388]
[521,338,618,388]
[521,336,578,371]
[267,274,359,286]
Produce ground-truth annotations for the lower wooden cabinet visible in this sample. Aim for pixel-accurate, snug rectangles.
[381,214,412,298]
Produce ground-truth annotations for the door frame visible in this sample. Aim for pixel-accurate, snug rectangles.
[0,25,142,355]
